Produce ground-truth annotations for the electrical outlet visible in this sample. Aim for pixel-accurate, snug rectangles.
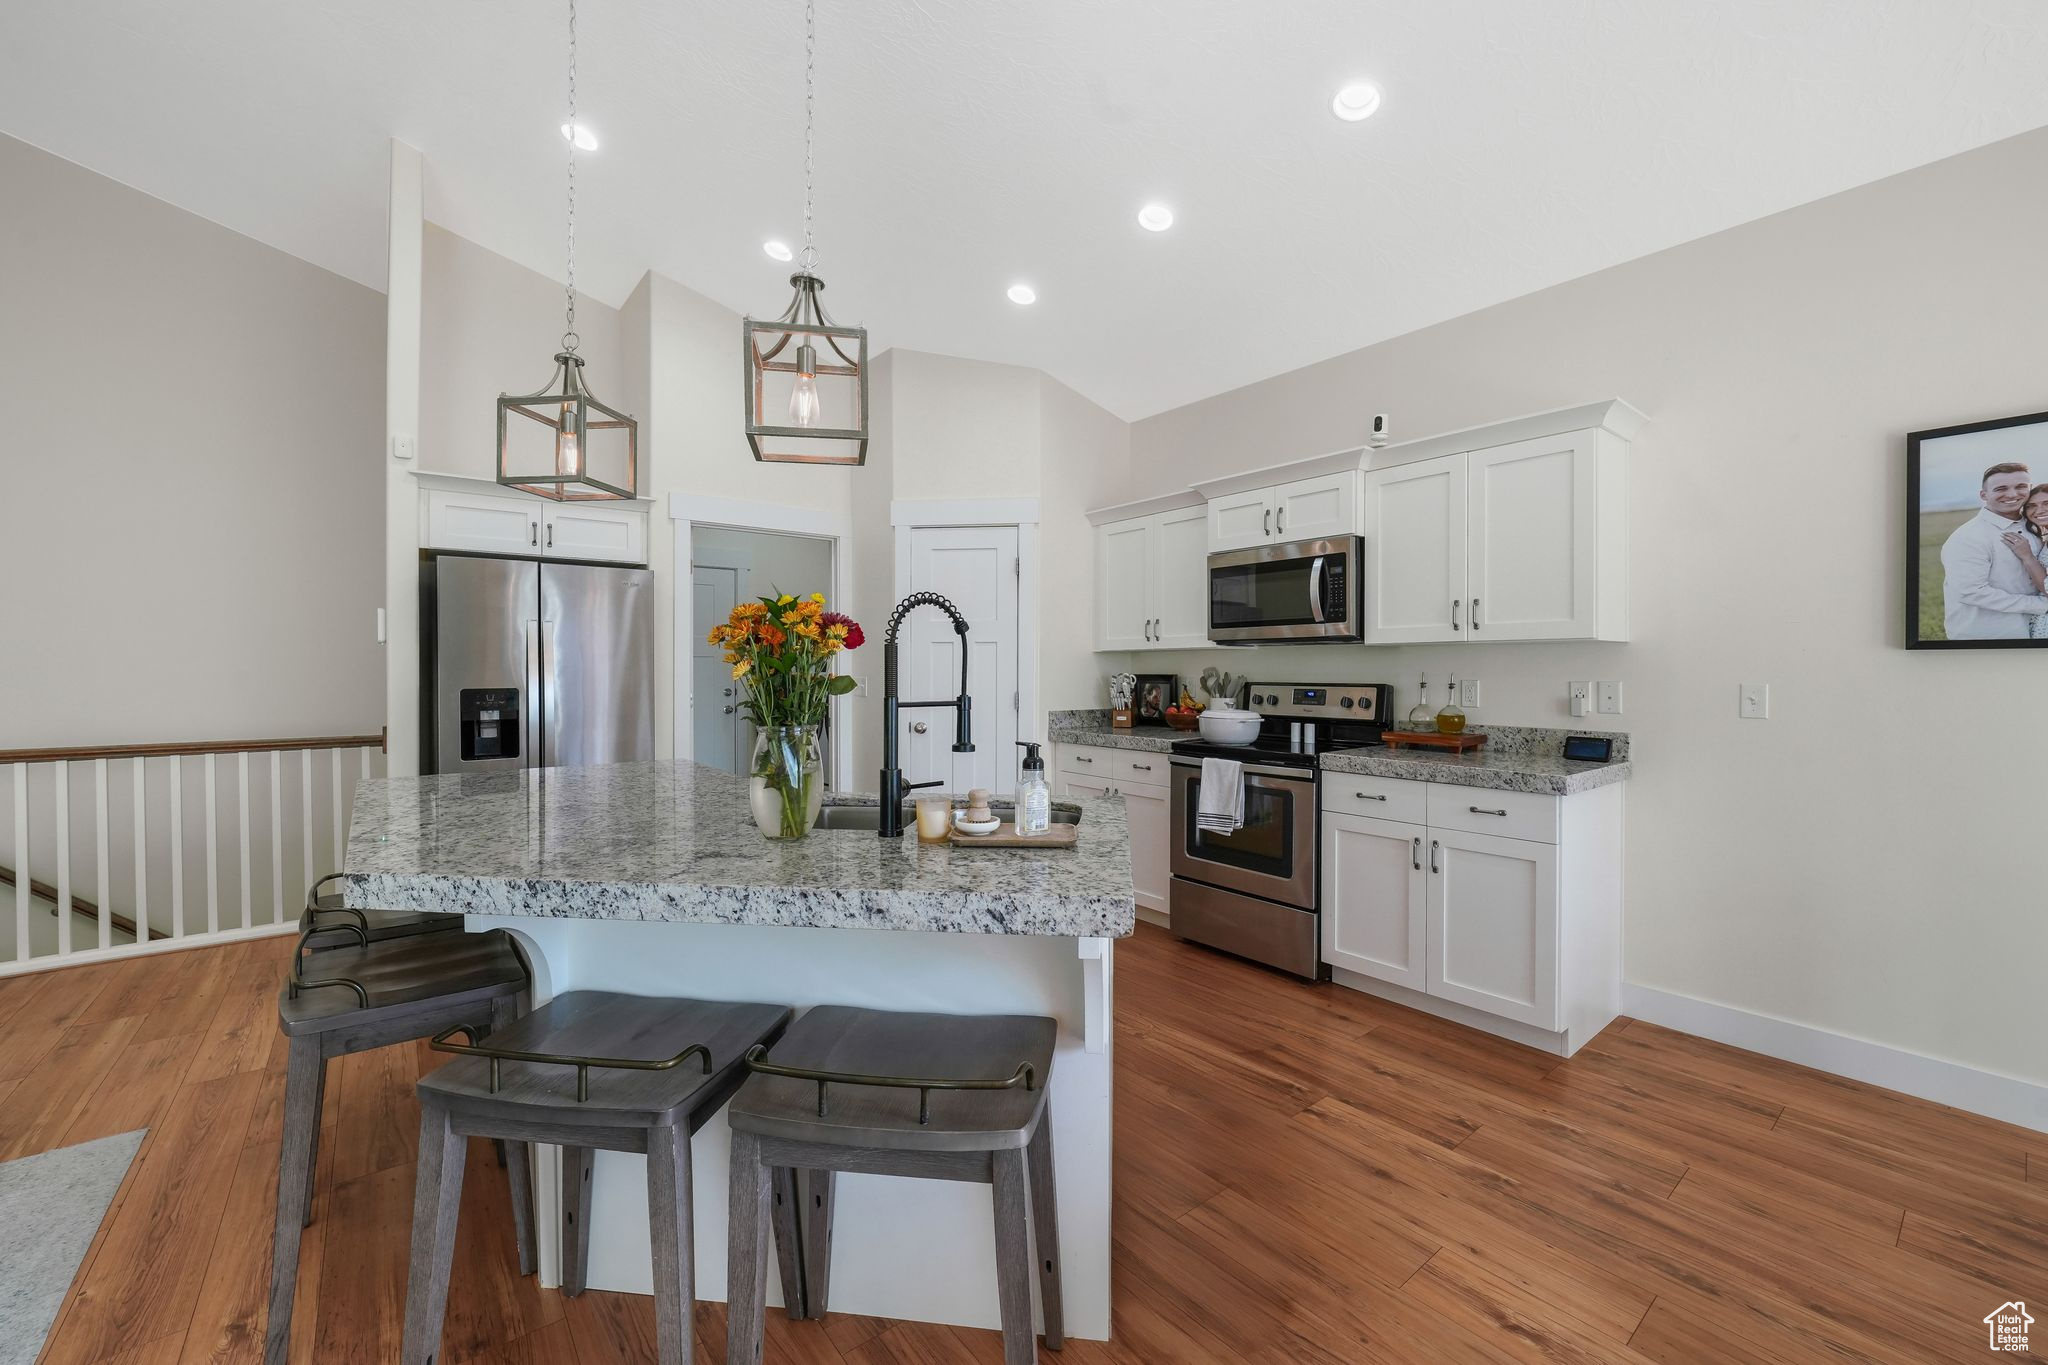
[1567,681,1590,718]
[375,606,387,645]
[1458,678,1481,708]
[1739,683,1769,719]
[1596,681,1623,715]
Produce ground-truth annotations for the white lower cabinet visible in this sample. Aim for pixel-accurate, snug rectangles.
[1320,813,1427,990]
[1322,779,1621,1055]
[1056,743,1170,917]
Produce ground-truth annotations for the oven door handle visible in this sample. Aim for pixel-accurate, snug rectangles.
[1308,556,1325,624]
[1169,757,1315,784]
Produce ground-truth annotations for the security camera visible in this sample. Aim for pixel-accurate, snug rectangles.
[1368,413,1390,448]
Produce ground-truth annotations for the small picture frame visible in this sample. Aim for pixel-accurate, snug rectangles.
[1133,675,1177,727]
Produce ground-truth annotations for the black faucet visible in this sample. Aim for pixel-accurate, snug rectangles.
[878,592,975,837]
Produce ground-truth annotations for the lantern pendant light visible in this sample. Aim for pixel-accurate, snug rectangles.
[742,0,869,466]
[498,0,638,501]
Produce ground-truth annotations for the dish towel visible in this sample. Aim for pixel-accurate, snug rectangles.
[1196,757,1245,835]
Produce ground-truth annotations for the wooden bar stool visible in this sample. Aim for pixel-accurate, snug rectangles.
[298,873,466,952]
[401,991,799,1365]
[264,924,532,1365]
[724,1006,1064,1365]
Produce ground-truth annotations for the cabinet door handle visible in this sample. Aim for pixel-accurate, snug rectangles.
[530,521,539,547]
[1277,507,1285,534]
[1429,839,1440,874]
[546,523,554,548]
[1263,508,1271,537]
[1412,836,1421,871]
[1354,792,1386,802]
[1471,597,1481,631]
[1468,806,1507,817]
[1451,599,1461,631]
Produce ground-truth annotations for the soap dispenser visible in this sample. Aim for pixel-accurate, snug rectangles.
[1014,741,1052,835]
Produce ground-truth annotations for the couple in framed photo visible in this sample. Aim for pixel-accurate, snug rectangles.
[1908,410,2048,648]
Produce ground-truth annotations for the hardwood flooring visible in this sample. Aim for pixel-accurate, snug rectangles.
[2,924,2042,1362]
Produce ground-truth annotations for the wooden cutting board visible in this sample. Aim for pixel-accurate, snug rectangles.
[948,822,1079,849]
[1381,731,1488,752]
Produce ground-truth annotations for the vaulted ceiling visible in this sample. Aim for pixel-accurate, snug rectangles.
[7,1,2048,417]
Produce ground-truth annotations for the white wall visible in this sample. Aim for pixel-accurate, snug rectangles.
[1123,126,2048,1090]
[0,132,385,747]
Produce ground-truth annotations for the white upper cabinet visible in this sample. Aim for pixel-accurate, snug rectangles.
[1206,470,1361,552]
[1207,488,1276,552]
[1364,454,1468,643]
[1150,504,1211,649]
[1094,517,1154,651]
[419,477,649,565]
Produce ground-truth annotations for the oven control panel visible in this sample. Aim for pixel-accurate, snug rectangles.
[1243,683,1388,720]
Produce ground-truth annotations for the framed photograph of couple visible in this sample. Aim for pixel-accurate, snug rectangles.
[1907,408,2048,649]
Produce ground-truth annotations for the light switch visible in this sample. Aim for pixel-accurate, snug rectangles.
[1568,682,1590,718]
[1739,683,1769,719]
[1596,681,1623,715]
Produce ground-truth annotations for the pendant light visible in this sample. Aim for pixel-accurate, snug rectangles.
[742,0,869,466]
[498,0,638,501]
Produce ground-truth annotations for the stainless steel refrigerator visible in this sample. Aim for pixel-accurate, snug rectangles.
[422,556,656,774]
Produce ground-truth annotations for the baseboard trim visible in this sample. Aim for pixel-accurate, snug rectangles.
[0,921,296,980]
[1135,904,1170,929]
[1622,982,2048,1135]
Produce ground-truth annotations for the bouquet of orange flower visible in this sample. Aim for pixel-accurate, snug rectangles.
[707,591,862,838]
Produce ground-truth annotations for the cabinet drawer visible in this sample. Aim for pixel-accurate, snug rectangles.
[1426,785,1558,844]
[1059,745,1114,778]
[1322,774,1425,824]
[1113,752,1169,788]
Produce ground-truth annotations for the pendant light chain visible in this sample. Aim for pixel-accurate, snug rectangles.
[800,0,817,273]
[563,0,580,353]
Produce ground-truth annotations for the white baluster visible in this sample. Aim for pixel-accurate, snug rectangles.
[331,751,345,869]
[170,754,185,940]
[301,749,314,906]
[205,754,220,935]
[270,751,283,924]
[55,763,71,957]
[238,752,252,931]
[95,758,110,951]
[132,757,148,942]
[12,765,27,961]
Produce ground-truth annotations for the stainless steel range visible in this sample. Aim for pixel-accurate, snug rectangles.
[1168,682,1391,978]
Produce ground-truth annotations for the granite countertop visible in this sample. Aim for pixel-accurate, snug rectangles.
[1318,746,1629,795]
[1046,722,1180,754]
[341,761,1135,938]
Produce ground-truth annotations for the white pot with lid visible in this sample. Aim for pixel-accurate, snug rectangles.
[1197,707,1263,745]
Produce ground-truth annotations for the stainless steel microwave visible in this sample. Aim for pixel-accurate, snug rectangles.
[1207,535,1364,644]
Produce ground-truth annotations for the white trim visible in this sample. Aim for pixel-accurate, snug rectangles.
[1333,968,1574,1056]
[1623,982,2048,1135]
[1190,447,1367,503]
[669,494,856,790]
[414,468,654,506]
[890,497,1041,528]
[1084,490,1204,526]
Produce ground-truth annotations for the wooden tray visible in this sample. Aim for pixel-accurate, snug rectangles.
[1381,730,1488,752]
[947,822,1079,849]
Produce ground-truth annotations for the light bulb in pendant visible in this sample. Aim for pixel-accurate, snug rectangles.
[557,403,581,476]
[788,342,821,427]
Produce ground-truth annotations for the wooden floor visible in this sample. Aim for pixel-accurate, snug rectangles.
[2,924,2044,1364]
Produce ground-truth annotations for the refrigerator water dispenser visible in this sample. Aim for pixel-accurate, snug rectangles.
[459,688,521,762]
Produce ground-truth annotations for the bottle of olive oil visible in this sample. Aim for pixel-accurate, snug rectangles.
[1435,676,1467,735]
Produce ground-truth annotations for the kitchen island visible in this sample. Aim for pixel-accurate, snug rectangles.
[340,760,1132,1339]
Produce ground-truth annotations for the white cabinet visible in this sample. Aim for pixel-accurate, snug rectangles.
[1363,455,1467,643]
[1363,425,1627,643]
[1207,471,1361,552]
[1426,827,1558,1029]
[1092,501,1210,651]
[1321,813,1428,990]
[423,488,544,557]
[1056,743,1171,917]
[420,479,649,566]
[1321,778,1621,1054]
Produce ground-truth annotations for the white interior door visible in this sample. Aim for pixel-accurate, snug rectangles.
[905,525,1020,797]
[690,564,746,773]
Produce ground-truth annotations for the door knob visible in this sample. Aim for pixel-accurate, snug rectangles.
[912,721,929,734]
[723,705,737,715]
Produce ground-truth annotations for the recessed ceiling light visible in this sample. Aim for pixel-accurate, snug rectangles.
[763,240,794,262]
[1007,283,1037,306]
[560,122,600,151]
[1331,81,1381,122]
[1137,203,1175,232]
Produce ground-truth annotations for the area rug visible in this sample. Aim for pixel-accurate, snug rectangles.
[0,1129,146,1365]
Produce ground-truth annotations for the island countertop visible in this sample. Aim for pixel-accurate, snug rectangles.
[340,760,1136,938]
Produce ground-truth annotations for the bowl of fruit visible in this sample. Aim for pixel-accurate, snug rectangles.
[1163,689,1205,731]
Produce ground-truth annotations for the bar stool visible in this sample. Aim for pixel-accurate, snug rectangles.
[298,873,467,952]
[724,1006,1064,1365]
[401,991,798,1365]
[264,921,532,1365]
